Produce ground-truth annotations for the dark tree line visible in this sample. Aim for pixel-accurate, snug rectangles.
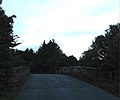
[6,23,119,78]
[32,39,63,73]
[79,23,120,80]
[12,39,78,74]
[0,0,119,96]
[0,2,20,95]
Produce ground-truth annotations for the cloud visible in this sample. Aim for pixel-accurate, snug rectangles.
[3,0,119,59]
[22,0,119,34]
[55,33,99,59]
[16,30,98,59]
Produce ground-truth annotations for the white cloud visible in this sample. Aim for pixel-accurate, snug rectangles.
[56,34,99,59]
[10,0,119,59]
[23,0,119,33]
[16,30,98,59]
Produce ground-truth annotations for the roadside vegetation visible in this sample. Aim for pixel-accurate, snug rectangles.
[0,75,29,100]
[0,0,119,99]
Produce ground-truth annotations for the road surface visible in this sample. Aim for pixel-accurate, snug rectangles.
[15,74,118,100]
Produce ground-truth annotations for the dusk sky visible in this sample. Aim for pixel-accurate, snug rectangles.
[2,0,119,59]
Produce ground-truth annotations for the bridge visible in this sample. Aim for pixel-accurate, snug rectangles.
[15,74,118,100]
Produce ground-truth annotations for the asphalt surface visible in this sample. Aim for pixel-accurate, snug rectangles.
[15,74,118,100]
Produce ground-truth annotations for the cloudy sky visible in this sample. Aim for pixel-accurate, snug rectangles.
[2,0,119,59]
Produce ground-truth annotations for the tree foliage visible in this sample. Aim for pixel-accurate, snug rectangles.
[34,39,63,73]
[0,3,20,95]
[79,23,120,80]
[11,39,78,74]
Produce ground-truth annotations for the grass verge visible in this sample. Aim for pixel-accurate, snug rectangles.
[0,75,30,100]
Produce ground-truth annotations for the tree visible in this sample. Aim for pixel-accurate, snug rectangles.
[23,48,35,67]
[0,3,20,95]
[91,35,106,61]
[11,50,26,67]
[0,0,2,5]
[79,48,99,67]
[68,55,78,66]
[56,54,70,68]
[104,24,119,80]
[79,23,119,80]
[32,39,63,73]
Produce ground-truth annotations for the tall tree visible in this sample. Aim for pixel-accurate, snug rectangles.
[68,55,78,66]
[79,23,119,80]
[104,24,119,79]
[33,39,63,73]
[0,3,20,95]
[11,50,25,67]
[79,48,98,67]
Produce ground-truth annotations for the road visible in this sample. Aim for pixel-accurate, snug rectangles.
[15,74,118,100]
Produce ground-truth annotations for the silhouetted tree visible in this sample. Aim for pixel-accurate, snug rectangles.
[11,50,26,67]
[32,39,63,73]
[68,55,78,66]
[79,23,119,80]
[56,54,70,68]
[0,3,20,95]
[104,24,119,80]
[79,48,98,67]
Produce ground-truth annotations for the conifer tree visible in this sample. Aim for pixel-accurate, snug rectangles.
[0,2,20,95]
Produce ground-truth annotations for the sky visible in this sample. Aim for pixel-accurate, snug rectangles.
[1,0,119,59]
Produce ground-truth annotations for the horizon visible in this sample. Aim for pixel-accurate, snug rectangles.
[2,0,119,59]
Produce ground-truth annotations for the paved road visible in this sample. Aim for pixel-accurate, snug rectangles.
[15,74,118,100]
